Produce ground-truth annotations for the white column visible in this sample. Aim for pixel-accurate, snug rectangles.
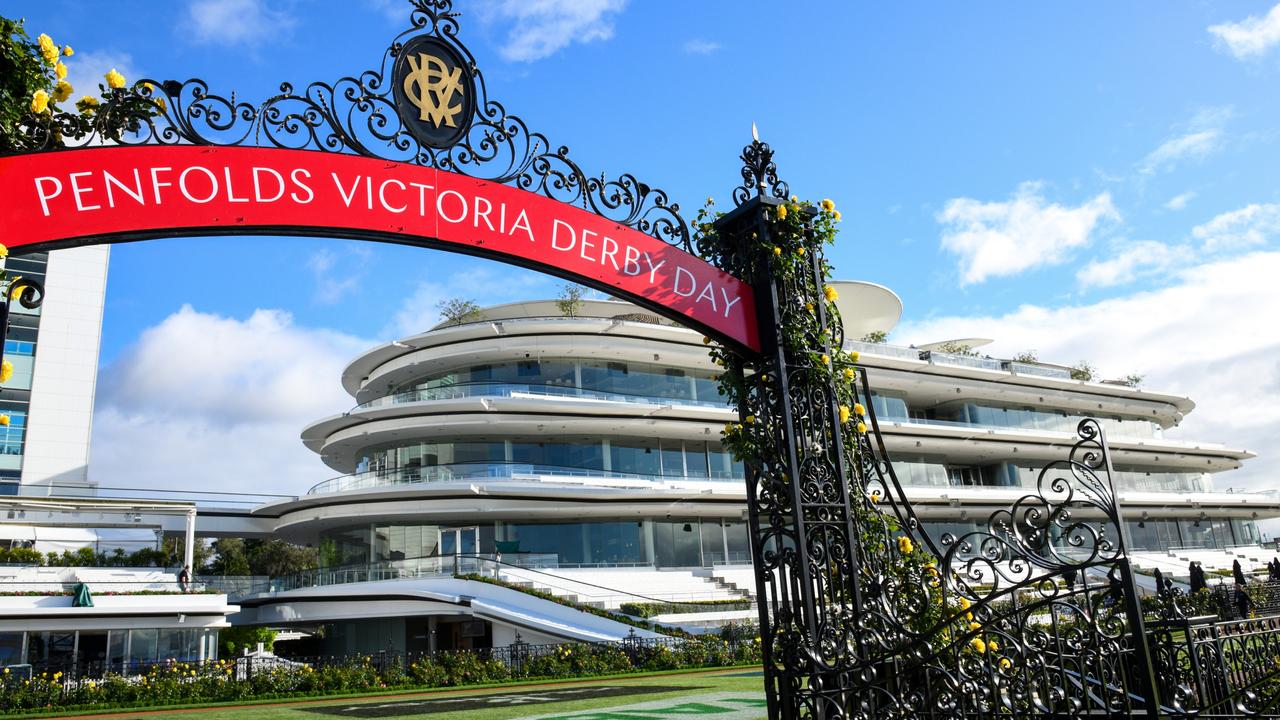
[183,509,196,572]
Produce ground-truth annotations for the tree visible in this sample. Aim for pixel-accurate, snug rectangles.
[861,330,888,344]
[206,537,317,577]
[207,537,251,576]
[936,341,976,357]
[1120,373,1144,388]
[1011,350,1038,363]
[248,539,318,578]
[556,283,586,318]
[437,298,483,326]
[160,536,214,571]
[1070,361,1096,381]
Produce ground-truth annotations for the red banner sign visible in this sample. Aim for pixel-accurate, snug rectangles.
[0,146,758,351]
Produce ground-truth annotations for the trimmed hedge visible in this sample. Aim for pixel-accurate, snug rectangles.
[620,600,753,618]
[455,573,692,636]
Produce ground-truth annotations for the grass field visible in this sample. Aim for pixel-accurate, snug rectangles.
[50,669,767,720]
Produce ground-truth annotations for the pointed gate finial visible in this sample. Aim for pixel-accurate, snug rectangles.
[733,123,788,207]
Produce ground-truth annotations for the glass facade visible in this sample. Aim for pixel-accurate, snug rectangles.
[885,457,1207,494]
[357,436,743,482]
[929,517,1261,553]
[1125,517,1260,550]
[0,252,46,486]
[0,627,216,668]
[855,393,1163,441]
[384,358,725,407]
[320,517,752,569]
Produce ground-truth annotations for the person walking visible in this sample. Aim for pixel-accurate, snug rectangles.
[177,564,191,594]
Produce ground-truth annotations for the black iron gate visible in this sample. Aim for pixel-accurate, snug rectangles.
[2,2,1279,718]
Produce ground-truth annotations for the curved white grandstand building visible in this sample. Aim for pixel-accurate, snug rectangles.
[238,284,1280,653]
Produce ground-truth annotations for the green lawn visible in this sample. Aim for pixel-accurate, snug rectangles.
[55,669,766,720]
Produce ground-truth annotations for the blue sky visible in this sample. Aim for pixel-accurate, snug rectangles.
[10,1,1280,499]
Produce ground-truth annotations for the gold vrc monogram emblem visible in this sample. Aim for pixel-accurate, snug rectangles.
[402,52,465,129]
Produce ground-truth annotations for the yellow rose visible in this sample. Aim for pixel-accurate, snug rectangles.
[0,244,8,259]
[823,285,839,303]
[55,62,67,79]
[776,204,787,220]
[745,415,755,424]
[999,657,1012,670]
[970,638,987,654]
[797,247,806,255]
[842,368,855,381]
[145,82,167,111]
[772,246,782,256]
[820,354,830,365]
[105,69,126,89]
[0,415,9,427]
[839,405,851,424]
[856,421,867,434]
[63,45,74,56]
[54,80,73,102]
[834,210,842,222]
[897,536,914,554]
[853,403,865,416]
[805,302,814,313]
[848,350,860,362]
[37,34,58,64]
[821,198,835,213]
[968,622,981,631]
[30,90,49,114]
[76,96,100,114]
[1,361,13,383]
[723,423,734,434]
[988,640,1000,652]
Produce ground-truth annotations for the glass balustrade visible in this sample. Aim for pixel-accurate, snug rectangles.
[354,381,730,412]
[308,461,746,495]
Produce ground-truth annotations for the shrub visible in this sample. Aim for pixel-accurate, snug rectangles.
[619,599,752,618]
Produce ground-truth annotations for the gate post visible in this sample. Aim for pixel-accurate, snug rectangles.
[708,134,865,719]
[1095,426,1165,718]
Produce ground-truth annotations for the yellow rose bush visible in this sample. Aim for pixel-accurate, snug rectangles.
[694,189,1001,674]
[1,16,169,153]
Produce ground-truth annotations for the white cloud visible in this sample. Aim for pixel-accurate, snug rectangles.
[1209,3,1280,60]
[1164,192,1196,211]
[91,306,373,495]
[938,182,1118,286]
[306,247,369,306]
[365,0,407,23]
[1139,108,1232,175]
[682,39,720,55]
[480,0,627,62]
[384,266,551,339]
[897,250,1280,492]
[1192,203,1280,253]
[1076,240,1191,289]
[186,0,295,46]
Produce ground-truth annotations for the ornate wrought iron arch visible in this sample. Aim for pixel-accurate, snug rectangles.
[2,3,1276,719]
[11,0,692,255]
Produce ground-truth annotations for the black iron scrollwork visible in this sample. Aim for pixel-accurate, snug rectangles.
[10,0,692,254]
[732,128,789,207]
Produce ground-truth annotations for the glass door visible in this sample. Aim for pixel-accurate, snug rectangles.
[440,527,480,573]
